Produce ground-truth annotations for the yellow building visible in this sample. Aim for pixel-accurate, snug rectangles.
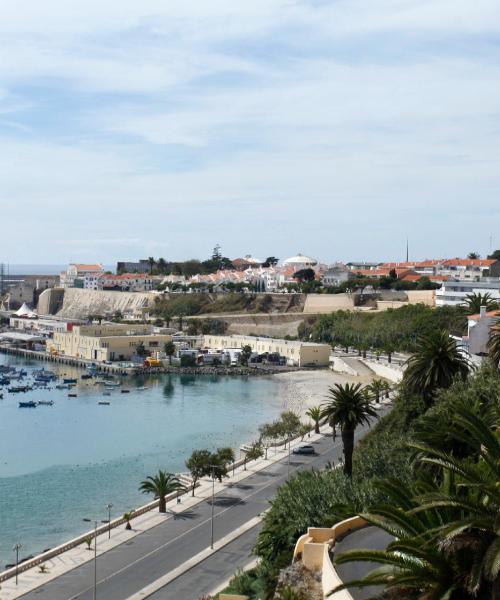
[203,335,331,367]
[47,324,171,362]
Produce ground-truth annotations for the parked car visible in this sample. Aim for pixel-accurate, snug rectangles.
[292,444,315,455]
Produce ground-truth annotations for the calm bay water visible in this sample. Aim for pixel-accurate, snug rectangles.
[0,353,283,567]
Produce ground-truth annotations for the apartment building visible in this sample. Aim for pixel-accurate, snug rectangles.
[436,280,500,307]
[60,264,104,289]
[47,323,171,362]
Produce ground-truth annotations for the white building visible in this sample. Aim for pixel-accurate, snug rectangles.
[466,308,500,356]
[60,264,104,289]
[282,253,318,271]
[436,280,500,307]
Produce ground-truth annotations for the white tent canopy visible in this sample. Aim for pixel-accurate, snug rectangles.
[14,303,38,318]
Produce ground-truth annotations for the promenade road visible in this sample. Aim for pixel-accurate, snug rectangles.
[20,408,389,600]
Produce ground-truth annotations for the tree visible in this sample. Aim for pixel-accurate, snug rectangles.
[148,257,156,275]
[465,292,498,314]
[263,256,279,267]
[487,249,500,260]
[136,341,148,358]
[388,268,397,280]
[333,406,500,600]
[210,447,235,481]
[243,442,263,470]
[403,329,470,405]
[467,251,480,259]
[123,511,134,530]
[305,406,323,434]
[292,268,315,283]
[139,470,185,513]
[279,411,302,448]
[321,383,378,476]
[186,449,211,496]
[164,341,176,365]
[367,379,385,404]
[239,344,252,366]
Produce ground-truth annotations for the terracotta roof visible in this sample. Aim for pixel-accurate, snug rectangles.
[73,264,103,271]
[468,310,500,321]
[443,258,495,267]
[401,274,448,282]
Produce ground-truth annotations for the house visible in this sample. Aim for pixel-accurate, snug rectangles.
[60,264,104,289]
[321,266,354,287]
[98,273,155,292]
[466,308,500,356]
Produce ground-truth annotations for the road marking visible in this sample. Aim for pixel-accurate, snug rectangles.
[64,439,343,600]
[125,516,263,599]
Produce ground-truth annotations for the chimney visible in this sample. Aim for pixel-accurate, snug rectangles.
[479,305,487,318]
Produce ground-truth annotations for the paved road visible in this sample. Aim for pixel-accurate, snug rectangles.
[335,526,393,600]
[20,409,388,600]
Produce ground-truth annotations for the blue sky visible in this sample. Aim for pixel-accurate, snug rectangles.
[0,0,499,264]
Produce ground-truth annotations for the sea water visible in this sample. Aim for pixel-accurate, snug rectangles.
[0,353,283,567]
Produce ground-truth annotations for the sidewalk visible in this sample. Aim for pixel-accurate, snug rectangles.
[0,427,327,599]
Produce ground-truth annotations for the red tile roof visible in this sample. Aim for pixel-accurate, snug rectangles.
[73,264,103,271]
[443,258,495,267]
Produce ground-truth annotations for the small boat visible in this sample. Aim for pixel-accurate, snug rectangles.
[38,400,54,406]
[136,386,149,391]
[63,378,78,384]
[94,379,107,385]
[9,386,31,393]
[121,389,130,394]
[56,384,70,390]
[19,401,37,408]
[0,377,10,385]
[103,392,111,396]
[98,401,111,405]
[104,381,121,387]
[68,393,78,398]
[81,374,93,380]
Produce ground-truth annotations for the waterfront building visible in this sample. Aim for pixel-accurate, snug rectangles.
[47,323,172,362]
[98,273,155,292]
[60,264,104,289]
[436,280,500,307]
[203,334,331,367]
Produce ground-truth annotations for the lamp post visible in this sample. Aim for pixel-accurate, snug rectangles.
[106,503,113,539]
[13,543,22,585]
[83,518,98,600]
[208,464,219,549]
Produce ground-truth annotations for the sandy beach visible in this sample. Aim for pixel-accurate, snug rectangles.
[274,369,375,418]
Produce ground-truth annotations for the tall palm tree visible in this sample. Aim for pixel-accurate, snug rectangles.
[305,406,323,434]
[334,406,500,599]
[404,329,470,404]
[320,383,378,477]
[139,470,185,513]
[148,256,155,275]
[488,318,500,369]
[465,292,498,315]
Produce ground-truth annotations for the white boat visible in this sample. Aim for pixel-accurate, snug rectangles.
[137,386,149,391]
[104,381,121,387]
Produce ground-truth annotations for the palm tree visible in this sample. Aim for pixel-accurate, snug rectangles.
[139,470,185,513]
[404,329,470,404]
[465,292,498,314]
[148,256,155,275]
[320,383,378,477]
[305,406,323,434]
[487,318,500,369]
[367,379,385,404]
[333,406,500,599]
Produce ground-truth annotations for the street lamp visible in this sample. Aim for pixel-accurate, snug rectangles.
[207,465,219,549]
[13,543,22,585]
[106,503,113,539]
[83,518,98,600]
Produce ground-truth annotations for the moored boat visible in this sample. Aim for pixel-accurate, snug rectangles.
[38,400,54,406]
[63,378,78,384]
[19,400,37,408]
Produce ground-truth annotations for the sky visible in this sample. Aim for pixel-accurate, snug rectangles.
[0,0,499,265]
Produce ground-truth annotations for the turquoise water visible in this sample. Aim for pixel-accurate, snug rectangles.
[0,354,283,567]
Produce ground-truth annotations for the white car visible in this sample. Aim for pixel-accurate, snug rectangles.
[292,444,315,455]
